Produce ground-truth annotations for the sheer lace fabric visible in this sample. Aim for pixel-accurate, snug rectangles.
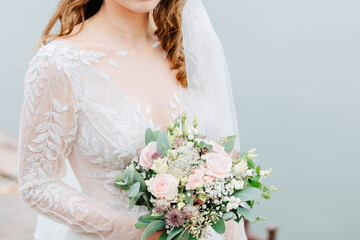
[18,3,247,238]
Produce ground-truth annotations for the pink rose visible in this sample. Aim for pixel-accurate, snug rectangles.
[203,175,215,185]
[205,152,232,178]
[193,167,206,176]
[203,140,228,156]
[212,143,228,156]
[139,141,158,169]
[186,174,204,190]
[147,174,179,200]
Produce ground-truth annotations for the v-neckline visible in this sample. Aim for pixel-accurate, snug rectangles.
[51,39,183,131]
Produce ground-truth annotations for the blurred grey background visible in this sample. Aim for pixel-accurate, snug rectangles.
[0,0,359,239]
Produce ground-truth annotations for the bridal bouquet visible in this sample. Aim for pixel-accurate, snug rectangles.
[114,113,276,240]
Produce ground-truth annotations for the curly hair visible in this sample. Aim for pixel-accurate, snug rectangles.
[38,0,187,87]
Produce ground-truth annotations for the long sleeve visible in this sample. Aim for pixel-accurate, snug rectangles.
[17,49,141,240]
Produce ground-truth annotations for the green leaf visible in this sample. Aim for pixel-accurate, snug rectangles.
[256,165,261,175]
[124,166,135,185]
[143,214,165,221]
[211,218,225,234]
[232,187,261,201]
[135,221,149,229]
[252,175,261,182]
[154,130,161,139]
[185,190,194,204]
[246,200,255,209]
[237,207,256,222]
[114,172,124,183]
[128,182,140,198]
[224,135,236,153]
[173,231,185,240]
[248,179,261,188]
[166,227,183,240]
[198,141,213,150]
[129,192,143,208]
[262,191,271,200]
[263,186,269,192]
[182,230,190,240]
[223,211,237,221]
[133,171,147,192]
[138,215,152,224]
[145,128,157,145]
[157,132,171,155]
[247,159,255,169]
[141,220,165,240]
[159,231,169,240]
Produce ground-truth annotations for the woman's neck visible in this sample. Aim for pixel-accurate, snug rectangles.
[87,1,155,49]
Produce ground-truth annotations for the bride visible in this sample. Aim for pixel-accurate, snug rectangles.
[18,0,247,239]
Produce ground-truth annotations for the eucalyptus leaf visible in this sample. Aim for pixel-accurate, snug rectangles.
[143,214,165,221]
[166,227,183,240]
[135,221,149,229]
[223,211,237,221]
[211,218,225,234]
[224,135,236,153]
[138,215,152,224]
[128,182,140,198]
[232,187,261,201]
[157,132,171,155]
[185,190,194,204]
[145,128,157,145]
[237,207,256,222]
[133,171,147,192]
[124,166,135,185]
[140,220,165,240]
[154,130,161,139]
[199,141,213,150]
[114,172,124,183]
[129,192,143,208]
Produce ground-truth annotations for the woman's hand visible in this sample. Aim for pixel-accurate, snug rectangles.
[146,229,164,240]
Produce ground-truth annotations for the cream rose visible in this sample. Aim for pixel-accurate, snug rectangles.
[232,160,248,175]
[205,152,232,178]
[139,141,158,169]
[151,158,169,174]
[147,174,179,200]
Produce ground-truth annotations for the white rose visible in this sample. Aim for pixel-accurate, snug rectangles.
[232,160,248,175]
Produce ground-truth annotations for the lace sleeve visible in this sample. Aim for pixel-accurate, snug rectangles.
[18,49,141,240]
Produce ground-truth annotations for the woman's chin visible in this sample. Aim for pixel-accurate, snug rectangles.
[116,0,161,13]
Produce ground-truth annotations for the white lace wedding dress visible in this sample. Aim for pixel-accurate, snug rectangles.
[18,2,247,240]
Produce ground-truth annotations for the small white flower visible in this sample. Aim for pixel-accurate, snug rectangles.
[173,127,182,137]
[245,169,253,176]
[177,202,186,209]
[247,153,259,160]
[188,134,194,140]
[186,141,194,148]
[201,155,206,160]
[248,148,257,154]
[167,150,177,160]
